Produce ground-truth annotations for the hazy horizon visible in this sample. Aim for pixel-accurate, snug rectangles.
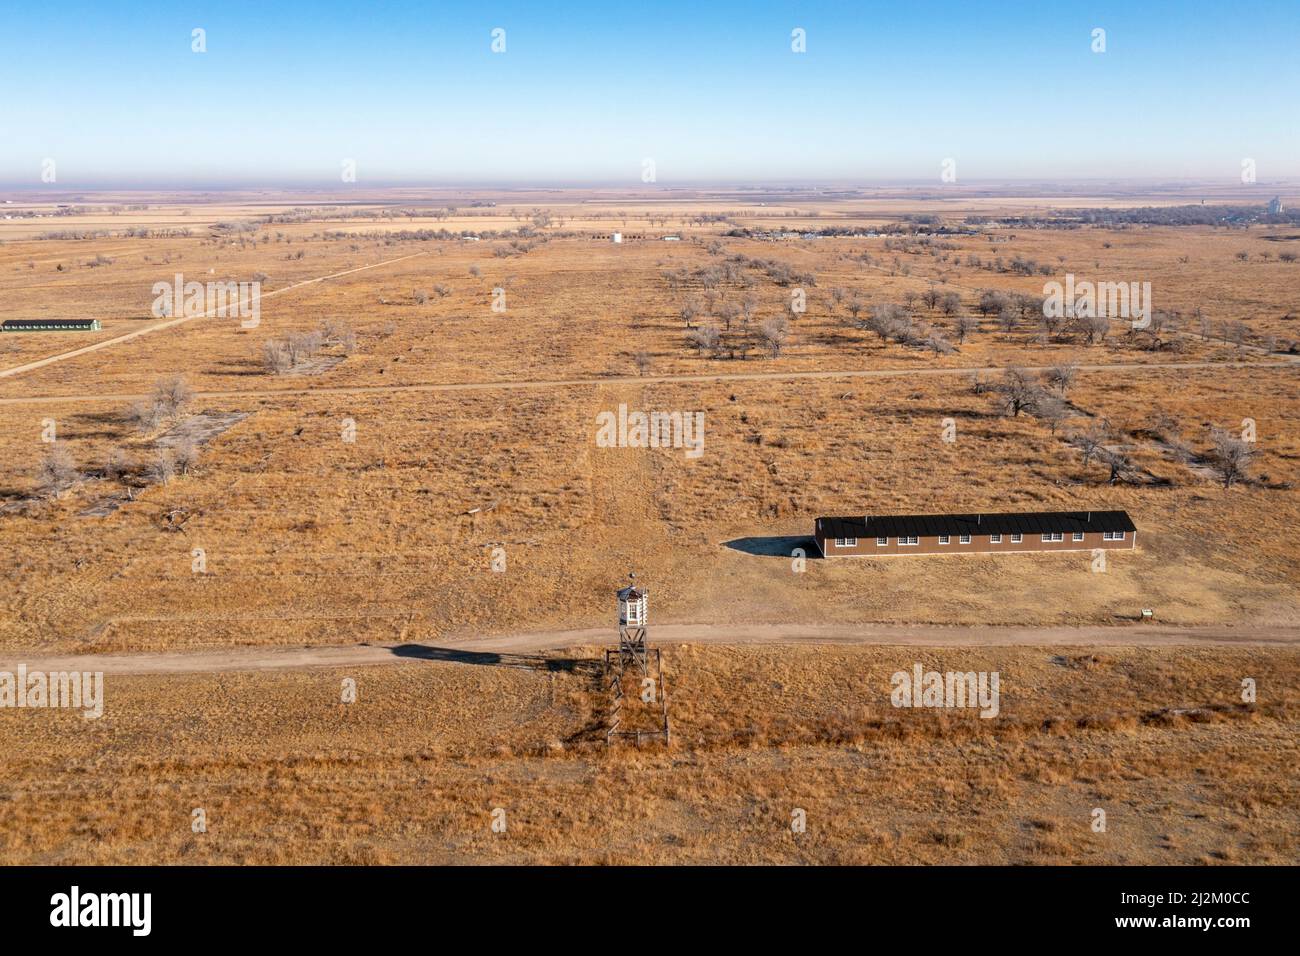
[3,177,1298,198]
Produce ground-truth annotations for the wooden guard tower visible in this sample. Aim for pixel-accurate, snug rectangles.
[605,572,670,746]
[615,573,650,672]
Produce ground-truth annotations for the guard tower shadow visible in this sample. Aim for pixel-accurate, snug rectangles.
[388,644,604,676]
[723,535,820,558]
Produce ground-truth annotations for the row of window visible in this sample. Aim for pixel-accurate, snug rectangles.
[831,531,1126,548]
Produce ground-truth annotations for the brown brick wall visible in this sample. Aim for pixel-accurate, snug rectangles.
[815,529,1136,557]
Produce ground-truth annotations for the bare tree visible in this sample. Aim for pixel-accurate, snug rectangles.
[1016,293,1046,321]
[285,330,323,367]
[1149,409,1181,440]
[173,437,199,476]
[758,316,789,359]
[320,320,359,355]
[155,375,194,416]
[686,324,721,356]
[150,448,177,486]
[846,299,866,325]
[867,302,906,339]
[1208,427,1253,488]
[1224,320,1249,352]
[1034,394,1069,434]
[320,318,344,343]
[994,367,1042,417]
[997,306,1018,336]
[924,332,955,355]
[954,315,977,344]
[1071,419,1112,467]
[1102,447,1132,484]
[1039,310,1063,341]
[1043,362,1078,395]
[717,301,740,331]
[263,340,292,373]
[679,301,699,329]
[722,325,754,361]
[633,351,652,376]
[129,397,169,433]
[977,289,1007,317]
[1081,314,1110,344]
[103,447,129,483]
[37,444,79,498]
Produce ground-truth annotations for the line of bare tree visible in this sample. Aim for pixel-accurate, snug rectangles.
[685,315,789,360]
[264,320,356,373]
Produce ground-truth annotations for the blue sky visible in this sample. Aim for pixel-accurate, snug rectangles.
[2,0,1297,186]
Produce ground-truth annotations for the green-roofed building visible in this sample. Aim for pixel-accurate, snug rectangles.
[1,319,102,332]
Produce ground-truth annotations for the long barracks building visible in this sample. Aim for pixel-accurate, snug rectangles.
[813,510,1136,558]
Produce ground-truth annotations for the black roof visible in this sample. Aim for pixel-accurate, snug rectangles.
[817,510,1136,539]
[1,319,97,327]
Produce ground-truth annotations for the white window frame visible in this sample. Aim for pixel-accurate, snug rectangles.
[1073,531,1085,542]
[877,537,889,547]
[899,535,919,546]
[1103,531,1126,541]
[833,537,858,548]
[1010,533,1023,543]
[959,534,971,544]
[1042,532,1064,542]
[990,533,1002,544]
[938,534,950,545]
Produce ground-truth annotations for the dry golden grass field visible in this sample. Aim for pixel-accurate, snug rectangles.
[0,644,1293,864]
[0,189,1296,865]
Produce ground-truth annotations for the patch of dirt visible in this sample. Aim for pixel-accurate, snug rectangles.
[280,354,346,377]
[155,409,251,449]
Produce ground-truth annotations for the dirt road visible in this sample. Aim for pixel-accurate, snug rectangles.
[1,358,1295,408]
[3,622,1294,676]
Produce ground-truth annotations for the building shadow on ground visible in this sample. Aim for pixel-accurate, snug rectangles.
[388,644,603,676]
[722,535,820,558]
